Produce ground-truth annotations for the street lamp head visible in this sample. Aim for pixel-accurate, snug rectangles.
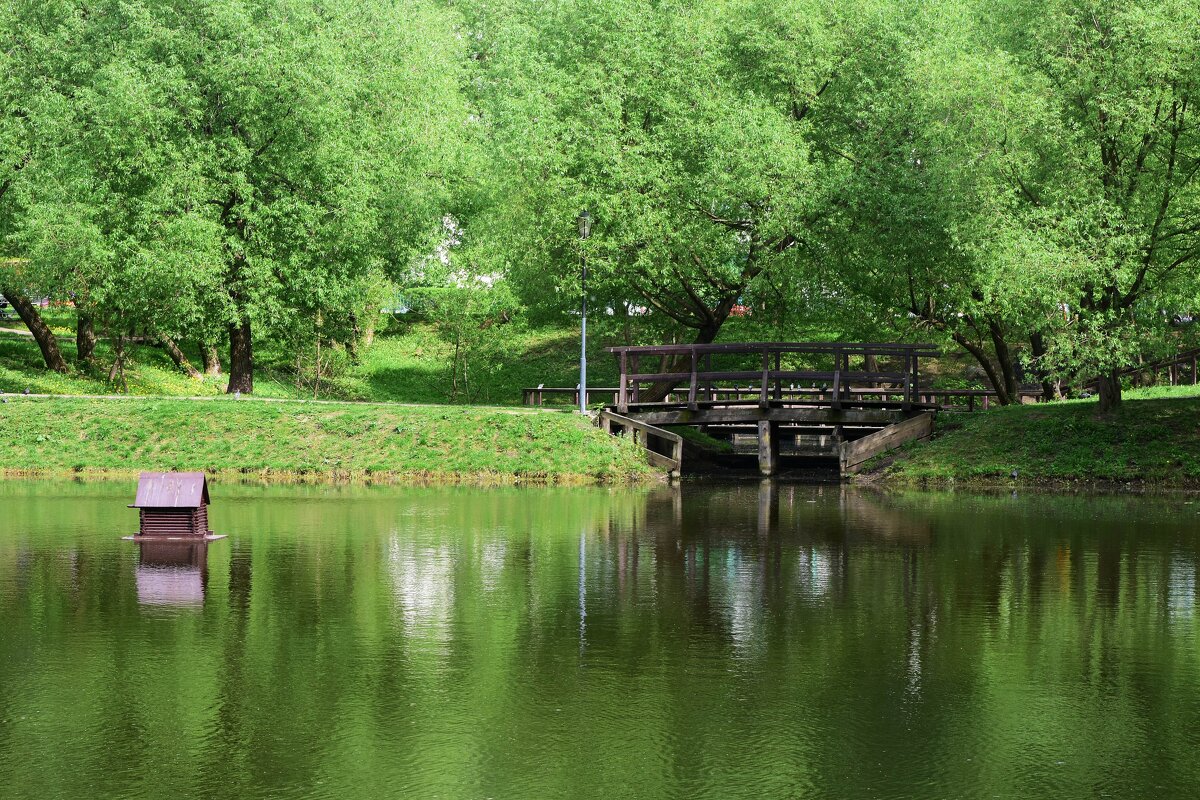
[577,209,592,240]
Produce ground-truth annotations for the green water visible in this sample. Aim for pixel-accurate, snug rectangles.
[1,480,1199,799]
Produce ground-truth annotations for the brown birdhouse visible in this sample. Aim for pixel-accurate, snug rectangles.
[130,472,212,538]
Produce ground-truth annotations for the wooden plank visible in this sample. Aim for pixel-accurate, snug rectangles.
[597,410,682,472]
[687,350,698,410]
[627,406,908,426]
[618,351,628,412]
[839,412,935,475]
[606,342,941,357]
[625,371,694,382]
[645,450,678,470]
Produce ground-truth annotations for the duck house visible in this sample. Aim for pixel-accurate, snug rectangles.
[131,472,212,538]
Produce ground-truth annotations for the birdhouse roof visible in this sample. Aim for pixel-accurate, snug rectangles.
[132,472,209,508]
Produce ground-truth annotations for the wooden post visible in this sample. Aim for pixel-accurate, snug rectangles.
[773,351,782,401]
[758,419,779,477]
[760,349,770,408]
[912,352,920,402]
[706,353,714,401]
[831,352,843,410]
[618,352,628,413]
[631,354,640,404]
[687,349,699,410]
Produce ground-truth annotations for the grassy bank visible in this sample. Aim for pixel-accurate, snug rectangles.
[0,396,652,484]
[0,314,618,404]
[868,385,1200,488]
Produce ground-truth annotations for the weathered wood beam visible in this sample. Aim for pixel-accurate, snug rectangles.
[839,412,935,475]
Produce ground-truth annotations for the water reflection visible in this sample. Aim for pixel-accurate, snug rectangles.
[134,540,208,608]
[387,534,456,644]
[2,481,1200,799]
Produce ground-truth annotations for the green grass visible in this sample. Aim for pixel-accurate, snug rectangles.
[306,319,619,404]
[873,384,1200,487]
[0,314,615,404]
[0,396,652,484]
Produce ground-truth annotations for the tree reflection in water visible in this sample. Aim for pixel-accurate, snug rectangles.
[1,480,1199,798]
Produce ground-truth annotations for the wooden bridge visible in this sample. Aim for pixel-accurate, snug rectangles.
[599,342,941,477]
[523,340,1200,477]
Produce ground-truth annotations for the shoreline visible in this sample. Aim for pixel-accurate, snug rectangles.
[0,466,660,487]
[854,469,1200,494]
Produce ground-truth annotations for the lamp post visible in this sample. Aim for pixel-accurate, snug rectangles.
[577,209,591,414]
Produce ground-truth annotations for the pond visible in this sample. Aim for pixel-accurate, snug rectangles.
[1,479,1198,798]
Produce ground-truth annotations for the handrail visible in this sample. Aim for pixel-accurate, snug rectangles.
[606,341,940,357]
[522,384,1048,411]
[609,341,939,413]
[597,410,683,473]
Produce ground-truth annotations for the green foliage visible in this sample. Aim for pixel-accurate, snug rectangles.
[409,282,524,403]
[2,0,469,388]
[460,0,859,342]
[1,316,617,403]
[818,0,1200,398]
[3,0,1199,407]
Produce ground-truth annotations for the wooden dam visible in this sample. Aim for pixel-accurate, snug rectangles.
[591,342,941,478]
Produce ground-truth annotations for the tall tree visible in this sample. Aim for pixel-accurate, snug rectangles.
[990,0,1200,410]
[463,0,871,368]
[4,0,467,393]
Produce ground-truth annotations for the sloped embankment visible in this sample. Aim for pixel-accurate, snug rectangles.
[865,388,1200,487]
[0,396,652,484]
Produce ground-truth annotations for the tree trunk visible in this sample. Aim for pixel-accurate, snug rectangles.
[107,333,128,392]
[227,320,254,394]
[1096,370,1122,413]
[348,312,361,364]
[0,285,68,373]
[199,342,221,376]
[157,332,201,379]
[950,331,1013,405]
[638,308,731,403]
[987,320,1020,403]
[76,313,97,366]
[1029,332,1058,402]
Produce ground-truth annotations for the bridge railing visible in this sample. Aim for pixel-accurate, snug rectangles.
[597,410,683,473]
[605,342,941,414]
